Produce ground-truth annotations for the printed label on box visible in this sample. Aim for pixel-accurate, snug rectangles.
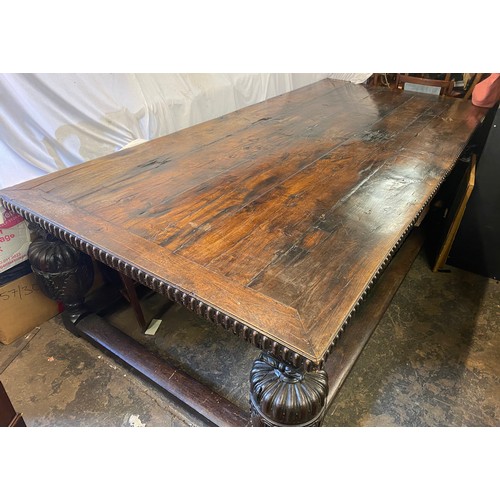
[0,207,30,273]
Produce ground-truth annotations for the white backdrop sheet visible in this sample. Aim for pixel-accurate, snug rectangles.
[0,73,372,189]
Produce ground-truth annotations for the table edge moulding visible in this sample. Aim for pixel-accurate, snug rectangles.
[0,79,488,426]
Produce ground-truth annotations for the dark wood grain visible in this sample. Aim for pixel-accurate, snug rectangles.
[0,80,487,367]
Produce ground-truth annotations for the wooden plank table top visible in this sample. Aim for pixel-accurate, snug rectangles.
[0,79,487,371]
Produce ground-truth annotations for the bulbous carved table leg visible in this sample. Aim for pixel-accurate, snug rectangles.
[249,352,328,427]
[27,231,94,333]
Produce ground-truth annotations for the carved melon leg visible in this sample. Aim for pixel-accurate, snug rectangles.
[249,352,328,427]
[28,231,94,329]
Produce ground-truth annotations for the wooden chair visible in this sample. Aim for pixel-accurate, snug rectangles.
[463,73,484,100]
[395,74,455,96]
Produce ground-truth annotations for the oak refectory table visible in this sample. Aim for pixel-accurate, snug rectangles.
[0,79,487,426]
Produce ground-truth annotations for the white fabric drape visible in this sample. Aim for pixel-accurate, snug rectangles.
[0,73,371,189]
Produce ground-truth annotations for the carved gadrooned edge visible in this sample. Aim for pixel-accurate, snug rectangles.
[28,236,95,324]
[322,161,463,363]
[2,201,318,371]
[1,166,457,371]
[249,353,328,427]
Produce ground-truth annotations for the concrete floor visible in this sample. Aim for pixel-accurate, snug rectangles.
[1,250,499,427]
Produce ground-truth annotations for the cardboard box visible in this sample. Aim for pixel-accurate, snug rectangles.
[0,272,60,345]
[0,207,31,274]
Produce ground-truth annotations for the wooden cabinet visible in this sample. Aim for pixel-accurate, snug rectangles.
[0,381,26,427]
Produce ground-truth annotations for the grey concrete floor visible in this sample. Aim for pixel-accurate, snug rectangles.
[1,250,499,427]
